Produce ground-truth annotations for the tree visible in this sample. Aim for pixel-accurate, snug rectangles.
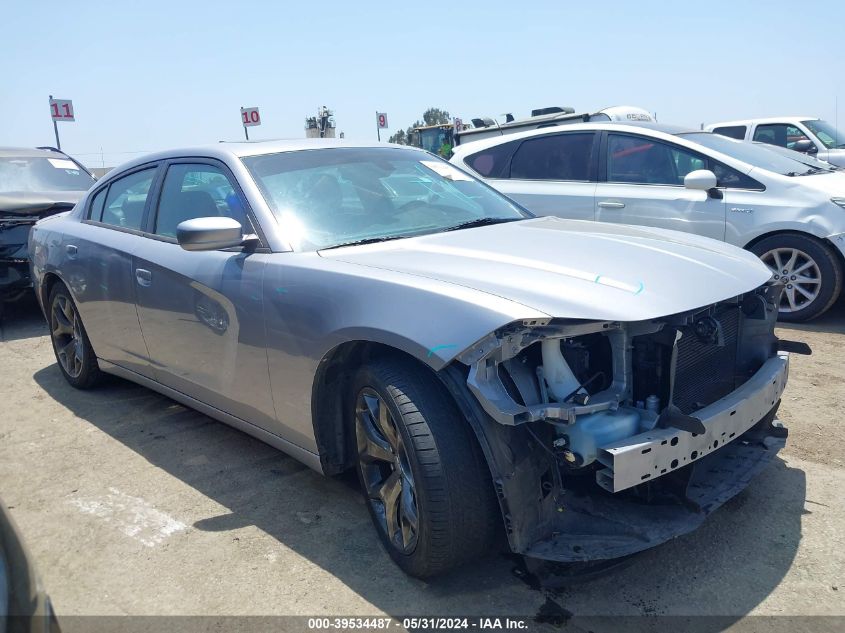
[387,128,407,145]
[422,107,450,126]
[387,107,451,145]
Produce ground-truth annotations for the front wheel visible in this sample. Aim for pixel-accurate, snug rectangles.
[750,234,843,322]
[48,282,102,389]
[352,357,499,578]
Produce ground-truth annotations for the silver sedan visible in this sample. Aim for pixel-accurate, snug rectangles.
[30,140,794,577]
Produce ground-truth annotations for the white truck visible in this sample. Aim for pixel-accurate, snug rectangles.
[705,117,845,167]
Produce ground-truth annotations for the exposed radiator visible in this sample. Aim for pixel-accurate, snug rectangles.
[672,307,742,415]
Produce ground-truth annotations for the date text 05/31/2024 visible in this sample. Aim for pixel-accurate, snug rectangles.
[307,617,530,630]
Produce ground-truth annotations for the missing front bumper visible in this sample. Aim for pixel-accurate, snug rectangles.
[596,353,789,493]
[524,412,787,563]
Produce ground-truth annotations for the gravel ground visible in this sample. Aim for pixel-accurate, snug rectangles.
[0,295,843,630]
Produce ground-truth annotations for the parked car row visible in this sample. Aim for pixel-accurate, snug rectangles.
[29,138,800,577]
[451,121,845,321]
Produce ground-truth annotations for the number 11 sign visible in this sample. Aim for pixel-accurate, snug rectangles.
[49,98,75,122]
[48,95,74,150]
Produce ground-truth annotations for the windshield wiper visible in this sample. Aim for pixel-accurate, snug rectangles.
[786,167,829,177]
[321,235,410,250]
[321,218,523,249]
[442,217,523,232]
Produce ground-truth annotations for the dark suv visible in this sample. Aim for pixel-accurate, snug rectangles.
[1,147,95,307]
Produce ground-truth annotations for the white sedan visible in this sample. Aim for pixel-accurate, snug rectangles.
[452,122,845,321]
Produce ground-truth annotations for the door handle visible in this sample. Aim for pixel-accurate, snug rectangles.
[65,244,78,258]
[598,200,626,209]
[135,268,152,287]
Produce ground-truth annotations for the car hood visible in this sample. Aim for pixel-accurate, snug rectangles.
[784,169,845,195]
[320,217,772,322]
[0,190,85,216]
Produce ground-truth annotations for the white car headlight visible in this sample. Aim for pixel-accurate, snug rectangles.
[833,197,845,208]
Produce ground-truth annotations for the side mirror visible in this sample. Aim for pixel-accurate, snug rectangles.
[176,216,245,251]
[684,169,718,191]
[791,139,817,154]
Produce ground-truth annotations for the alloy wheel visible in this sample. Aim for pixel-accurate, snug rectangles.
[760,247,822,313]
[51,294,84,378]
[355,388,419,553]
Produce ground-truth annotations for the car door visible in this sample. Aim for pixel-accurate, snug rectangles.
[132,159,277,429]
[594,132,726,241]
[479,132,598,220]
[60,165,159,377]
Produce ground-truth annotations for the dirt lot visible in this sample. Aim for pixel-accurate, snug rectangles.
[1,295,843,629]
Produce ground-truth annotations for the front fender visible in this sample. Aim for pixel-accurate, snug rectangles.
[262,255,549,451]
[735,214,845,251]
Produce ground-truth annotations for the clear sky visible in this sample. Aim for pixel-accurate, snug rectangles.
[2,0,843,168]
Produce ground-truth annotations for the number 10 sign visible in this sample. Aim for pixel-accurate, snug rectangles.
[240,107,261,127]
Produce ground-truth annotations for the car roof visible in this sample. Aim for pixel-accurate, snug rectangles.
[451,121,697,157]
[216,138,391,156]
[707,116,819,128]
[612,121,694,135]
[108,138,426,174]
[0,146,72,159]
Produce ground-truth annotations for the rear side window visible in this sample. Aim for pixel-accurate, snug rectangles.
[607,135,706,185]
[88,188,107,221]
[464,141,519,178]
[510,133,595,181]
[99,168,156,230]
[712,126,747,140]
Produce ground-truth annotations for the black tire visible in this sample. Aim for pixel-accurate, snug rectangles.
[750,233,843,322]
[47,282,103,389]
[351,356,499,578]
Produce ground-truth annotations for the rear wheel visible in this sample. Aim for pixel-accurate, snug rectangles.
[750,234,842,322]
[352,357,499,578]
[48,282,102,389]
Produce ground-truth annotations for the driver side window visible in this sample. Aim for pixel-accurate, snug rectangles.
[154,163,250,238]
[753,124,810,150]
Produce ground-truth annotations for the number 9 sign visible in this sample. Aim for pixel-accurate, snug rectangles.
[240,107,261,127]
[376,112,388,129]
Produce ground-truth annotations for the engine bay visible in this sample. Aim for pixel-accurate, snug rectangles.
[460,283,787,491]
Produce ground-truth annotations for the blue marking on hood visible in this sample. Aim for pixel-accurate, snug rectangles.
[428,344,458,358]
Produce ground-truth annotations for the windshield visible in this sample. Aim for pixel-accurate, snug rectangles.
[243,147,528,251]
[0,156,95,192]
[803,119,845,150]
[677,132,833,176]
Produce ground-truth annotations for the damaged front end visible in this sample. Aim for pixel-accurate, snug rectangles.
[443,282,802,562]
[1,200,76,301]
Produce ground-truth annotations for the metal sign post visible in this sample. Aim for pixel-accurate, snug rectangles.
[240,106,261,140]
[48,95,75,150]
[376,112,388,141]
[52,110,60,149]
